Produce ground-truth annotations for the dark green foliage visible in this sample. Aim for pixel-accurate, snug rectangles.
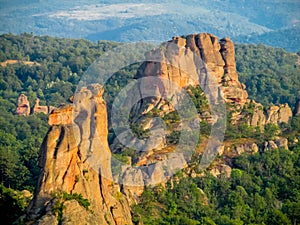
[0,184,31,225]
[235,44,300,109]
[130,122,150,140]
[0,33,119,107]
[51,191,91,223]
[186,85,209,114]
[0,114,48,191]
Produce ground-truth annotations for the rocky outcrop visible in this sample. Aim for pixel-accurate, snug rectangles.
[16,95,55,116]
[25,84,132,225]
[111,33,248,172]
[134,33,248,110]
[266,104,293,124]
[244,100,265,127]
[120,152,187,200]
[16,94,30,116]
[219,37,248,105]
[234,142,259,155]
[33,98,49,115]
[264,137,289,151]
[217,141,259,158]
[210,164,232,178]
[274,136,289,150]
[245,101,293,126]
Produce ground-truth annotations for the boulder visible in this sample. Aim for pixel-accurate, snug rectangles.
[277,104,293,124]
[246,100,266,127]
[210,164,232,178]
[264,141,278,151]
[244,101,292,126]
[274,136,289,150]
[122,168,144,197]
[234,143,259,155]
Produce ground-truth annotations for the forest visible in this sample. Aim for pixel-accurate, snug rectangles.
[0,33,299,224]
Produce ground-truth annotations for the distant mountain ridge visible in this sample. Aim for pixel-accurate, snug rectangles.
[0,0,299,51]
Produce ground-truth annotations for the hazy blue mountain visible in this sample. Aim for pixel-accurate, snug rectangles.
[0,0,299,51]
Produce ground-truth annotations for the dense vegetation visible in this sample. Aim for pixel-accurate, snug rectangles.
[235,44,300,109]
[0,34,299,224]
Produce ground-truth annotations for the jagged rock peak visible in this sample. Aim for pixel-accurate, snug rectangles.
[136,33,248,107]
[25,84,132,225]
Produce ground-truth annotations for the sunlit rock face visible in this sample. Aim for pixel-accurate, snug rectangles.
[135,33,248,109]
[26,84,132,225]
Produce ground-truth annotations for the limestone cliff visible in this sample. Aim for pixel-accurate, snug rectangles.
[25,84,132,225]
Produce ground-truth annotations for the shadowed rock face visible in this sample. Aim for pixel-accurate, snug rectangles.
[26,84,132,225]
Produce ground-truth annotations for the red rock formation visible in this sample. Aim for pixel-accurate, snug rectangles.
[134,33,248,112]
[16,94,30,116]
[26,84,132,225]
[32,98,49,115]
[48,105,73,125]
[16,95,55,116]
[112,33,248,177]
